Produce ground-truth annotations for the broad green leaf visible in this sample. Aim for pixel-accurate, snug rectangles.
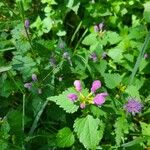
[106,31,121,45]
[47,88,79,113]
[0,66,12,73]
[140,122,150,145]
[103,73,122,89]
[56,127,75,148]
[143,2,150,23]
[73,115,100,149]
[125,85,140,99]
[95,60,107,76]
[108,47,123,63]
[82,33,97,46]
[140,122,150,136]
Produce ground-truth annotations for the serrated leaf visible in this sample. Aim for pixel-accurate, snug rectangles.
[106,31,121,45]
[82,33,97,46]
[125,85,140,99]
[115,116,129,146]
[47,88,79,113]
[56,127,75,148]
[108,47,123,63]
[104,73,122,89]
[73,115,100,149]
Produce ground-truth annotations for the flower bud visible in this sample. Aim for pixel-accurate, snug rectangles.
[24,83,32,90]
[32,74,37,81]
[74,80,82,92]
[91,80,101,93]
[80,103,86,109]
[24,19,30,28]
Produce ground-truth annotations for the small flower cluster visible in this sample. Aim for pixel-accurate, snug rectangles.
[94,22,104,32]
[124,98,143,115]
[67,80,108,109]
[24,74,42,94]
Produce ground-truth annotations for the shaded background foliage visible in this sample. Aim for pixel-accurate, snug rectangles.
[0,0,150,149]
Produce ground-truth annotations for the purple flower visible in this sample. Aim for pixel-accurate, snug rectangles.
[74,80,82,92]
[63,52,70,59]
[90,53,97,62]
[24,19,30,28]
[32,74,37,81]
[24,83,32,89]
[80,103,86,109]
[93,93,108,105]
[94,25,99,32]
[91,80,101,93]
[99,23,104,30]
[124,99,143,115]
[67,93,78,102]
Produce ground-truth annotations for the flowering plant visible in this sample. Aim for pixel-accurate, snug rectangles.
[67,80,108,108]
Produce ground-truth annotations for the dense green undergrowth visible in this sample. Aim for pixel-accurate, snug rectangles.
[0,0,150,150]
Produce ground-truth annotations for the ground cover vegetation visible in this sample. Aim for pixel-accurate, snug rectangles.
[0,0,150,149]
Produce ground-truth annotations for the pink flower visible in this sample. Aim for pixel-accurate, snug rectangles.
[91,80,101,93]
[74,80,82,91]
[93,93,108,105]
[80,103,86,109]
[67,93,78,102]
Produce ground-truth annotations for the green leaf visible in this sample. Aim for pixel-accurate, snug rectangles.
[0,66,12,73]
[106,31,121,45]
[56,127,75,148]
[73,115,100,149]
[140,122,150,136]
[82,33,97,46]
[115,116,129,146]
[143,2,150,23]
[57,30,66,36]
[108,47,123,63]
[47,88,79,113]
[125,85,140,99]
[66,0,80,14]
[103,73,122,89]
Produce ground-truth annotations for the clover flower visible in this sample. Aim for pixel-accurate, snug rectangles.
[93,93,108,105]
[74,80,82,92]
[32,74,37,81]
[91,80,101,93]
[67,93,78,102]
[24,83,32,90]
[124,99,143,115]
